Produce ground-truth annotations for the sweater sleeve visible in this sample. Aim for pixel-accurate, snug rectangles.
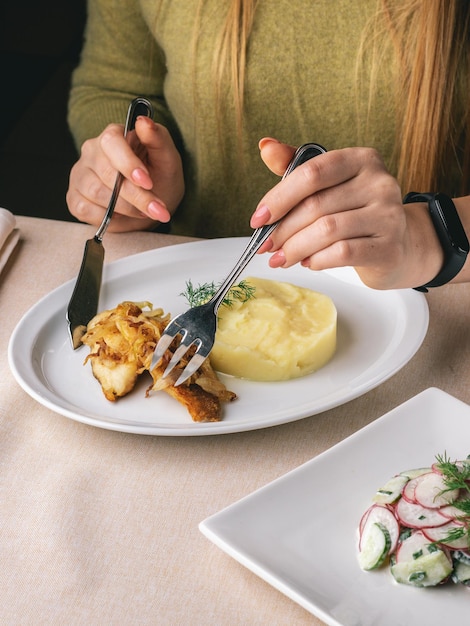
[68,0,180,150]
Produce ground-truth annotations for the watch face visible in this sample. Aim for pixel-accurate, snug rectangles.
[434,194,469,254]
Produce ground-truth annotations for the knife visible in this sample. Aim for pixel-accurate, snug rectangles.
[66,97,154,348]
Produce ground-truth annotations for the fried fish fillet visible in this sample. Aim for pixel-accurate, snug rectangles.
[148,350,236,422]
[81,301,236,422]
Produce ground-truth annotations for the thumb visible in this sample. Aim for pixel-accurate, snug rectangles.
[259,137,297,176]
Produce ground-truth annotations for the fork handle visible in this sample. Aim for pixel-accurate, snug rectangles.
[210,142,327,312]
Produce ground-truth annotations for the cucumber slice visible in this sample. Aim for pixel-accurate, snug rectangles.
[358,522,391,571]
[372,475,409,504]
[453,550,470,566]
[359,504,400,554]
[391,549,452,587]
[400,467,431,480]
[452,560,470,586]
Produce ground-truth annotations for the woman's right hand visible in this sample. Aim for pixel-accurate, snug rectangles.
[254,138,445,290]
[66,116,184,232]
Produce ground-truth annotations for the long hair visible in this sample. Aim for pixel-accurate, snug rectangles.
[364,0,470,194]
[210,0,470,194]
[212,0,258,147]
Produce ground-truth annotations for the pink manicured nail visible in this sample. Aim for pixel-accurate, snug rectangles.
[131,168,152,189]
[148,200,170,222]
[269,250,286,268]
[250,204,271,228]
[136,115,155,128]
[257,238,273,254]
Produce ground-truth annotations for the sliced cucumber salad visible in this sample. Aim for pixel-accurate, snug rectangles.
[357,454,470,587]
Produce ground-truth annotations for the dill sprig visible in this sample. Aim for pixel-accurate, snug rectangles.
[454,499,470,516]
[438,526,467,542]
[435,453,470,495]
[181,279,256,308]
[430,453,470,548]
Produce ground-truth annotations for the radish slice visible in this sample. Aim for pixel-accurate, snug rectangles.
[395,497,448,529]
[395,529,443,563]
[422,520,469,549]
[359,504,399,554]
[413,471,460,508]
[438,500,469,520]
[402,476,421,503]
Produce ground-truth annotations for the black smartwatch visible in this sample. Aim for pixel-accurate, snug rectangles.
[403,192,469,292]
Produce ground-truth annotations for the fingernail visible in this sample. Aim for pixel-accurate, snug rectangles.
[257,237,273,254]
[148,199,170,222]
[250,204,271,228]
[269,249,286,268]
[136,115,155,128]
[301,257,310,267]
[258,137,280,150]
[131,168,152,189]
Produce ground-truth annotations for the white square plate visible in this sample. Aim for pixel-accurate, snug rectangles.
[200,388,470,625]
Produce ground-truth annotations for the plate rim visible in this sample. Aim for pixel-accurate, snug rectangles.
[8,237,429,436]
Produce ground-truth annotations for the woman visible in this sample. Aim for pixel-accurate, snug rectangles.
[66,0,470,289]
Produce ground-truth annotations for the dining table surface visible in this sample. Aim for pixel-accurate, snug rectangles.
[1,214,470,626]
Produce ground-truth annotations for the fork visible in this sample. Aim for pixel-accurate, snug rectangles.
[151,142,327,386]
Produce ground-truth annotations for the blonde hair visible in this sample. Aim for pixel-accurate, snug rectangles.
[364,0,470,194]
[210,0,470,194]
[212,0,258,144]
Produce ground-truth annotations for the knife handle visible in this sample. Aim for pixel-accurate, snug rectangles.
[95,97,154,241]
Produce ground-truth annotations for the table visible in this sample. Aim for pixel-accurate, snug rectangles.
[1,216,470,625]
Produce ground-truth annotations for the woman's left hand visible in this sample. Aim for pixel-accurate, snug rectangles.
[253,138,443,290]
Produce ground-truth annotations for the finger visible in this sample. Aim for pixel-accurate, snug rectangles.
[267,205,375,268]
[258,137,297,176]
[251,147,384,228]
[67,185,157,232]
[268,180,365,252]
[97,124,154,190]
[269,198,405,271]
[115,177,170,222]
[88,128,172,222]
[135,118,184,212]
[135,117,181,171]
[67,163,165,226]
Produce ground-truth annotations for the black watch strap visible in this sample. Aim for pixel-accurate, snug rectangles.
[403,192,469,292]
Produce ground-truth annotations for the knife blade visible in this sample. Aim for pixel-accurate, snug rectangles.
[66,97,154,348]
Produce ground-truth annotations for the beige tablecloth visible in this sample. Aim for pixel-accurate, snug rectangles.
[1,216,470,625]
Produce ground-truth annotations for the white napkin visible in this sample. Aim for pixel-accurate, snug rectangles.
[0,208,20,276]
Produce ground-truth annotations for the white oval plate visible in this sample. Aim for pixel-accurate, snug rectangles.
[8,238,428,435]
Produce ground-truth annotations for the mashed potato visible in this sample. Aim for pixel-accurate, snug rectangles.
[210,277,337,381]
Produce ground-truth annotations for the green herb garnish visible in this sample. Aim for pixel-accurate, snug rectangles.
[435,453,470,495]
[430,453,470,548]
[181,279,256,308]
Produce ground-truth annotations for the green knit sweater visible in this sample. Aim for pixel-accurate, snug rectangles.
[69,0,395,238]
